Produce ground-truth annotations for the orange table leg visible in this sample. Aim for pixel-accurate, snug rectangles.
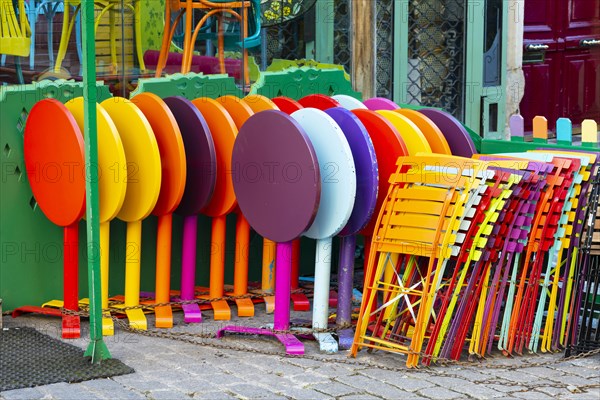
[234,213,254,317]
[210,215,231,320]
[155,214,173,328]
[262,238,276,313]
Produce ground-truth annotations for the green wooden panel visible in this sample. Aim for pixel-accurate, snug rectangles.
[266,59,351,81]
[1,69,361,311]
[251,67,361,100]
[481,138,600,154]
[0,80,111,311]
[130,73,244,100]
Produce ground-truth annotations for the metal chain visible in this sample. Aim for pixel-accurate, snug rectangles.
[5,285,598,371]
[59,305,600,373]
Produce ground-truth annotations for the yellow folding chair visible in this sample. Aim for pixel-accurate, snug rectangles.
[351,155,488,367]
[54,0,145,73]
[0,0,30,82]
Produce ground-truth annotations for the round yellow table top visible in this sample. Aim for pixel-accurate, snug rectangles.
[377,110,432,155]
[65,97,127,223]
[101,97,162,222]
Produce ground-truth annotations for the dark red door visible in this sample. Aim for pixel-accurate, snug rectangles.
[521,0,600,132]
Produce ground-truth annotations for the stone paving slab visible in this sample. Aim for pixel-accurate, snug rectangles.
[1,309,599,400]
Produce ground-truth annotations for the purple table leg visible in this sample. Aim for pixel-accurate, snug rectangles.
[217,241,304,355]
[337,235,356,349]
[181,215,202,323]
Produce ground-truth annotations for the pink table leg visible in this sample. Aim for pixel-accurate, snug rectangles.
[181,215,202,323]
[217,241,304,355]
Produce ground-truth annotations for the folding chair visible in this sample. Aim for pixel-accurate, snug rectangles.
[54,0,145,73]
[431,170,521,362]
[0,0,30,83]
[554,152,599,350]
[564,177,600,356]
[471,155,553,356]
[154,0,260,86]
[528,150,595,353]
[495,153,576,355]
[351,155,489,368]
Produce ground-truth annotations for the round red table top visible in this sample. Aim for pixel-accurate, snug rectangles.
[24,99,86,227]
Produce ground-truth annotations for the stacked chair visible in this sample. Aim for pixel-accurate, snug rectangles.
[352,146,600,367]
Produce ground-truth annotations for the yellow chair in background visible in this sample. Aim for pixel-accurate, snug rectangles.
[53,0,145,74]
[0,0,31,83]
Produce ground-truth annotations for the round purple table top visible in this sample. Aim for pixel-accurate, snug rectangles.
[363,97,400,111]
[325,108,378,236]
[418,108,477,157]
[164,96,217,216]
[233,110,321,243]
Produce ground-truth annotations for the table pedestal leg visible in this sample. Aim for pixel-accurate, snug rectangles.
[63,223,81,338]
[181,215,202,323]
[124,220,147,330]
[210,216,231,320]
[100,222,114,335]
[217,242,304,355]
[234,214,254,317]
[155,214,173,328]
[313,237,338,353]
[337,235,357,349]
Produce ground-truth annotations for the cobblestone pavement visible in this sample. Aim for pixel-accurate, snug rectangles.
[2,306,599,400]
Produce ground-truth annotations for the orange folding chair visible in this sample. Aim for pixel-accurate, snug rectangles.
[154,0,259,86]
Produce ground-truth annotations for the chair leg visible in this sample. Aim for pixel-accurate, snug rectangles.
[28,2,37,70]
[109,9,117,72]
[154,5,174,77]
[75,7,82,66]
[217,14,225,74]
[242,6,249,87]
[54,4,77,73]
[134,0,145,72]
[47,3,58,67]
[180,1,194,73]
[15,57,24,84]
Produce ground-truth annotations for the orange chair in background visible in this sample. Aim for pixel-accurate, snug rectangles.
[154,0,260,86]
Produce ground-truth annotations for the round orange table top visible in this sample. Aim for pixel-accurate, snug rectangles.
[24,99,86,227]
[217,95,254,129]
[192,97,238,217]
[242,94,280,113]
[395,109,451,155]
[132,93,187,216]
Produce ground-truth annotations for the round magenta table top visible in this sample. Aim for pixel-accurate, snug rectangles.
[232,110,321,243]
